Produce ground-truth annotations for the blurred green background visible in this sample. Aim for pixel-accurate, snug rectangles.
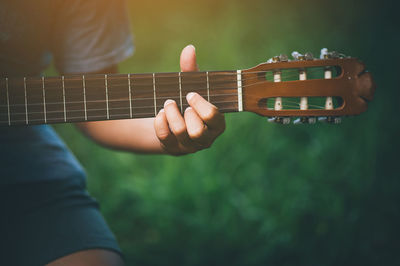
[51,0,399,265]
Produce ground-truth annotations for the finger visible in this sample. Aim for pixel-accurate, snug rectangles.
[184,107,213,146]
[154,109,179,150]
[180,44,199,72]
[357,72,376,102]
[186,92,225,131]
[164,99,192,146]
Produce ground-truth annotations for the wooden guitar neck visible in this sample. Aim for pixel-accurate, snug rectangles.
[0,71,240,126]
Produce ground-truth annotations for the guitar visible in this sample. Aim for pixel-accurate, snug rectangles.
[0,48,375,126]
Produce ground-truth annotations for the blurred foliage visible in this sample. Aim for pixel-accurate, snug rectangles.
[51,0,399,265]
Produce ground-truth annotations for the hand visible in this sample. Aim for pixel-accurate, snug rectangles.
[154,45,226,155]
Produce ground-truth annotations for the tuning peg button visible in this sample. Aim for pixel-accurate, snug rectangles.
[304,52,314,60]
[293,118,302,124]
[308,117,316,124]
[318,116,342,124]
[268,117,291,124]
[293,117,316,124]
[282,117,291,124]
[279,54,289,62]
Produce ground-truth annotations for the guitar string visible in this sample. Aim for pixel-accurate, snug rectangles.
[1,95,329,118]
[0,78,330,111]
[3,103,327,124]
[13,67,330,82]
[3,66,336,88]
[0,82,332,115]
[0,91,330,111]
[1,96,331,123]
[3,78,249,102]
[3,69,322,97]
[6,99,239,116]
[33,67,331,98]
[0,79,268,107]
[1,69,336,107]
[2,66,336,104]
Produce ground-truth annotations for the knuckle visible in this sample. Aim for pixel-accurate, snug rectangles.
[157,130,170,141]
[189,127,204,140]
[172,124,187,136]
[203,107,218,121]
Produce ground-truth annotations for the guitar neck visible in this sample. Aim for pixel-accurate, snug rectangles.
[0,71,242,126]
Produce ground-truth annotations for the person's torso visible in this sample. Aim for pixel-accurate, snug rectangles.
[0,0,86,184]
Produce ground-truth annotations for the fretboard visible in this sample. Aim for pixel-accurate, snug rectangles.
[0,71,240,126]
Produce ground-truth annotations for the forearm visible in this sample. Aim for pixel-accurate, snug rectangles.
[76,118,166,154]
[72,66,164,154]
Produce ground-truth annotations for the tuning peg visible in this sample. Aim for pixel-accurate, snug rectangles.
[268,117,291,124]
[304,52,314,60]
[330,51,340,58]
[320,48,345,59]
[268,54,289,63]
[318,116,342,124]
[279,54,289,62]
[293,118,302,124]
[268,117,282,123]
[308,117,317,124]
[293,117,317,124]
[268,56,280,63]
[282,117,291,124]
[320,48,329,59]
[291,51,303,60]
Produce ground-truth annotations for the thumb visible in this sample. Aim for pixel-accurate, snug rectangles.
[180,44,199,72]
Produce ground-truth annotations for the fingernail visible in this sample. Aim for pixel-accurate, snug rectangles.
[159,108,165,113]
[164,99,175,107]
[186,44,196,51]
[185,107,192,112]
[186,92,196,102]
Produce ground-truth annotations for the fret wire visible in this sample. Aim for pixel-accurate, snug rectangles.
[237,70,243,112]
[153,73,156,116]
[24,77,28,125]
[62,75,67,122]
[42,76,47,123]
[82,75,87,121]
[206,71,210,102]
[128,74,133,118]
[178,72,183,113]
[105,74,109,119]
[6,78,10,125]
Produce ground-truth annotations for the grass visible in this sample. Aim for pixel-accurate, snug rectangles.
[49,0,399,265]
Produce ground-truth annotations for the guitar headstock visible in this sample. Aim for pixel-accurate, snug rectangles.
[241,48,375,124]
